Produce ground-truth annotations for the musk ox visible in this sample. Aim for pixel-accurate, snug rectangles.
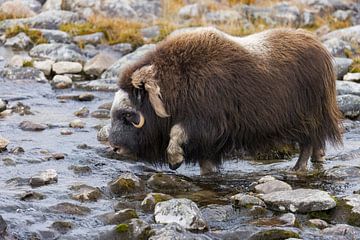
[109,27,342,175]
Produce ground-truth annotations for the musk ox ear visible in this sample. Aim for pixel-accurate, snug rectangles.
[131,65,170,118]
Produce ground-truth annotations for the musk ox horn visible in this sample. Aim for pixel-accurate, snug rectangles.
[131,111,145,128]
[131,65,170,118]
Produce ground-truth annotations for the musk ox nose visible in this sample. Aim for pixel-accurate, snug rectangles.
[169,161,183,170]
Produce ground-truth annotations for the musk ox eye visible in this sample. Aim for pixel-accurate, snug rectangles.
[124,111,145,128]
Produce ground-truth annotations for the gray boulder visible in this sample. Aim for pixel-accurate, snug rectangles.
[84,53,116,77]
[323,38,352,58]
[0,67,46,82]
[260,188,337,213]
[322,25,360,44]
[337,94,360,119]
[255,179,292,194]
[73,32,105,46]
[333,57,353,79]
[29,43,85,63]
[33,29,71,43]
[336,80,360,96]
[154,198,207,231]
[4,32,33,50]
[344,73,360,82]
[101,44,155,80]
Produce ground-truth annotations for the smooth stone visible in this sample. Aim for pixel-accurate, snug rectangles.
[97,125,110,142]
[344,73,360,82]
[30,169,58,187]
[0,67,46,82]
[7,55,32,68]
[71,185,101,202]
[51,152,65,160]
[52,61,82,74]
[74,107,89,118]
[52,75,72,89]
[19,191,45,201]
[84,53,116,77]
[101,219,151,240]
[91,109,110,119]
[154,198,207,231]
[336,94,360,119]
[258,175,276,183]
[0,137,9,151]
[29,43,85,63]
[309,218,328,229]
[69,165,92,175]
[50,202,90,215]
[99,208,138,225]
[10,147,24,154]
[141,193,173,212]
[147,173,197,193]
[108,172,143,195]
[333,57,353,79]
[337,80,360,96]
[33,60,54,75]
[69,119,85,128]
[260,188,336,213]
[60,129,73,135]
[19,121,47,131]
[231,193,266,208]
[255,180,292,194]
[73,32,105,45]
[78,93,95,101]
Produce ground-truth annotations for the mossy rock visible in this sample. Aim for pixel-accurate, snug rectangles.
[99,208,138,225]
[141,193,173,212]
[147,173,198,193]
[249,229,300,240]
[108,173,144,195]
[5,25,47,45]
[116,223,129,233]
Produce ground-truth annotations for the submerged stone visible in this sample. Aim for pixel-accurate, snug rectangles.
[141,193,173,212]
[50,202,91,215]
[255,180,292,194]
[30,169,58,187]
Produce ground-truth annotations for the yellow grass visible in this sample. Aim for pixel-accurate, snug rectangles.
[5,25,47,45]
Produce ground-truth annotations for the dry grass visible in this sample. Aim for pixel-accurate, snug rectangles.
[350,57,360,73]
[5,25,47,45]
[60,15,144,48]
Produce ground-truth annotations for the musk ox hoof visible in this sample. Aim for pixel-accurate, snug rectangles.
[169,162,183,170]
[292,165,308,172]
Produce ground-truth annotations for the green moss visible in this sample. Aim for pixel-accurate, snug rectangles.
[22,60,33,67]
[250,229,300,240]
[115,223,129,233]
[5,25,47,45]
[308,210,332,222]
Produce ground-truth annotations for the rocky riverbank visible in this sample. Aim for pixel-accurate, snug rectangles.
[0,0,360,239]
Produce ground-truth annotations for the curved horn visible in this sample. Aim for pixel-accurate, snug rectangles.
[131,112,145,128]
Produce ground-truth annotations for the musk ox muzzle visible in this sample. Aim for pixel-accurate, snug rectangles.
[110,27,342,175]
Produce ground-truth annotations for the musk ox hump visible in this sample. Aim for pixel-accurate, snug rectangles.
[131,65,170,118]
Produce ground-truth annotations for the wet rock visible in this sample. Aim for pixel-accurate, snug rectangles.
[111,43,133,56]
[2,158,15,166]
[0,215,7,235]
[100,208,138,225]
[60,129,73,135]
[30,169,58,187]
[108,172,144,195]
[11,102,32,115]
[323,38,352,58]
[78,93,95,101]
[321,25,360,44]
[10,146,24,154]
[52,75,73,89]
[74,107,90,118]
[34,29,71,44]
[51,221,73,234]
[74,32,105,46]
[0,67,46,82]
[33,60,54,76]
[19,191,45,201]
[178,3,203,19]
[0,99,7,113]
[231,193,266,208]
[201,204,235,226]
[91,109,110,119]
[53,61,82,74]
[74,79,118,92]
[52,152,65,160]
[4,32,33,50]
[0,10,82,30]
[149,223,208,240]
[101,44,155,80]
[308,218,328,229]
[69,119,85,128]
[71,185,101,202]
[322,224,360,238]
[336,94,360,119]
[50,202,91,215]
[19,121,47,131]
[0,0,35,18]
[205,10,242,24]
[97,125,110,142]
[252,213,296,227]
[260,188,336,213]
[154,198,207,231]
[102,219,151,240]
[141,193,173,212]
[249,228,300,240]
[98,102,113,110]
[343,194,360,224]
[333,57,353,79]
[255,180,292,194]
[29,43,85,63]
[344,73,360,83]
[69,165,92,175]
[84,53,116,77]
[0,137,9,151]
[337,80,360,96]
[147,173,197,193]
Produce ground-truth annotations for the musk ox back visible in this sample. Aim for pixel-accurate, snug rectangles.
[109,27,342,175]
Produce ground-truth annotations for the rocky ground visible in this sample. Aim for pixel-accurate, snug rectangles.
[0,0,360,239]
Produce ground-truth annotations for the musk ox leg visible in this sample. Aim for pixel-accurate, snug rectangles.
[293,144,313,171]
[199,160,218,175]
[311,147,326,163]
[167,124,187,170]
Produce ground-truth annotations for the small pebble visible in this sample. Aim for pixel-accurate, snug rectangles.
[69,119,85,128]
[78,93,95,101]
[0,137,10,151]
[52,153,65,160]
[60,129,73,135]
[19,121,47,131]
[74,107,89,118]
[30,169,58,187]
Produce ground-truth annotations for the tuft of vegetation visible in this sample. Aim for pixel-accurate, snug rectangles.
[228,0,256,6]
[350,57,360,73]
[60,15,144,48]
[115,223,129,233]
[5,25,47,45]
[22,60,33,67]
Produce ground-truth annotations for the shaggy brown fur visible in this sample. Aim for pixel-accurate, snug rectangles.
[118,28,342,171]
